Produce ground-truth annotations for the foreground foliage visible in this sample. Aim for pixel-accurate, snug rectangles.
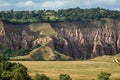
[34,73,50,80]
[97,71,111,80]
[0,61,31,80]
[59,74,72,80]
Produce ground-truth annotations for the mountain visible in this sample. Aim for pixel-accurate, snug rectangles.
[0,18,120,60]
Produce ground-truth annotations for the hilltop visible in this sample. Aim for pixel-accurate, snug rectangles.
[0,7,120,23]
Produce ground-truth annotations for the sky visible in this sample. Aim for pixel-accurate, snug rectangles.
[0,0,120,11]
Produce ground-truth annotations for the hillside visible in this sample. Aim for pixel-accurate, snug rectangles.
[10,46,72,61]
[1,18,120,60]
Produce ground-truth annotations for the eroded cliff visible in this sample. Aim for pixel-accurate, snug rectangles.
[0,18,120,60]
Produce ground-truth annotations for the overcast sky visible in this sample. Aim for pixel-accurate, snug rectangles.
[0,0,120,11]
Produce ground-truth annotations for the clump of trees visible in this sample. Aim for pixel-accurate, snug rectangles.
[34,73,73,80]
[0,44,41,59]
[0,7,120,23]
[59,74,72,80]
[0,61,31,80]
[97,71,111,80]
[34,73,50,80]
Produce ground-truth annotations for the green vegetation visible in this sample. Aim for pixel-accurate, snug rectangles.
[10,46,72,61]
[29,23,57,37]
[0,54,9,61]
[34,73,50,80]
[0,46,30,57]
[0,61,31,80]
[0,44,41,59]
[97,72,111,80]
[59,74,72,80]
[0,7,120,23]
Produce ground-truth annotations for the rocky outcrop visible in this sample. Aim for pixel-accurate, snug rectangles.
[33,36,52,46]
[0,18,120,59]
[0,22,34,49]
[51,19,120,59]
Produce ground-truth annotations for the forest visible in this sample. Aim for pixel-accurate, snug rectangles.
[0,7,120,23]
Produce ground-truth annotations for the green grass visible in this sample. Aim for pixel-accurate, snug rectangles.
[10,46,56,60]
[28,46,56,60]
[29,23,57,37]
[10,46,71,61]
[11,55,120,80]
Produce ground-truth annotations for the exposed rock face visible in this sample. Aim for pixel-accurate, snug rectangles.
[51,19,120,59]
[0,22,34,49]
[0,18,120,59]
[33,36,52,46]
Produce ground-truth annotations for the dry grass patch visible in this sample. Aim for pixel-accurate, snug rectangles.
[11,60,120,80]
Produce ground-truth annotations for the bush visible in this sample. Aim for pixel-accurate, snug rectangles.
[59,74,72,80]
[34,73,50,80]
[97,71,111,80]
[0,61,31,80]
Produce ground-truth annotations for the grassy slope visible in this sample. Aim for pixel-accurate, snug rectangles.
[11,46,71,61]
[12,54,120,80]
[11,46,55,60]
[29,23,57,37]
[10,23,72,60]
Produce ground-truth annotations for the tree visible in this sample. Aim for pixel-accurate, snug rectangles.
[1,7,120,23]
[34,73,50,80]
[0,54,9,61]
[97,71,111,80]
[0,61,31,80]
[59,74,72,80]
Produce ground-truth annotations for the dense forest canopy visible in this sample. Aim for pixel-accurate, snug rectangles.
[0,7,120,23]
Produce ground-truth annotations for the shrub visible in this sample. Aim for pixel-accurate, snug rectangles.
[34,73,50,80]
[97,71,111,80]
[0,61,31,80]
[59,74,72,80]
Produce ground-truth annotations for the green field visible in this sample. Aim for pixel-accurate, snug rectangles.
[12,55,120,80]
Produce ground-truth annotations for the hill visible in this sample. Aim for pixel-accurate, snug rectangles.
[1,18,120,60]
[10,46,72,61]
